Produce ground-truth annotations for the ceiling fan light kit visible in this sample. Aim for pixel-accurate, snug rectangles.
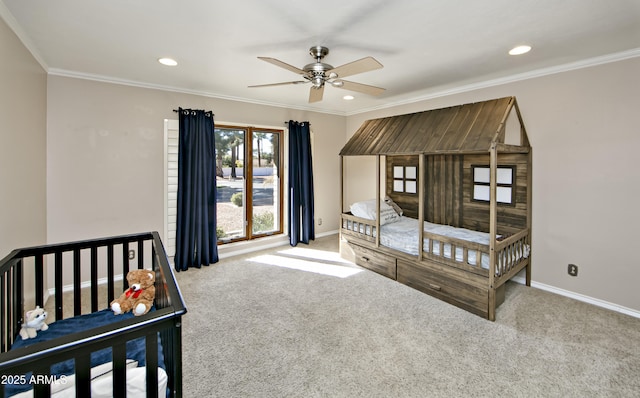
[249,46,385,103]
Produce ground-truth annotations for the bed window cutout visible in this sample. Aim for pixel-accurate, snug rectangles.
[473,165,515,204]
[393,166,418,194]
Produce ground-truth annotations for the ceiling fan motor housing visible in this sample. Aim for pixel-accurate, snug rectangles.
[304,62,334,87]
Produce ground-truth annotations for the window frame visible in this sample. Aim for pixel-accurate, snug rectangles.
[471,164,516,206]
[392,165,418,195]
[215,124,285,244]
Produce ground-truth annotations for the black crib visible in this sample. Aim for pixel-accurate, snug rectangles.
[0,232,186,397]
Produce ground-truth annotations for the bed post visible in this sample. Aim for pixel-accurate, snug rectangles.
[375,155,381,248]
[418,154,425,261]
[488,143,498,321]
[340,155,344,215]
[526,147,533,286]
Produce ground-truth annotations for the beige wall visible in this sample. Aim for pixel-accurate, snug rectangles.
[46,76,345,244]
[346,56,640,312]
[0,17,47,255]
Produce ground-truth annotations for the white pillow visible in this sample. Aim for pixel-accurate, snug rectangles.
[384,196,403,216]
[350,200,399,225]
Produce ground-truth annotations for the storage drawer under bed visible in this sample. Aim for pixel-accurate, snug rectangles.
[396,259,503,318]
[350,243,397,280]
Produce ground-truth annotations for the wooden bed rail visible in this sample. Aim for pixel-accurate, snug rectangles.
[341,213,530,284]
[494,228,531,285]
[421,230,490,276]
[341,213,377,243]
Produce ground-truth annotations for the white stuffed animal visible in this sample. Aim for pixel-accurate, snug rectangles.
[19,306,49,340]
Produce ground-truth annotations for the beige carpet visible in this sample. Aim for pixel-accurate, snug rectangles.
[175,235,640,398]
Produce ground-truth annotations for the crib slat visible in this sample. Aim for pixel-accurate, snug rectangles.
[73,249,82,316]
[146,333,159,398]
[55,252,63,320]
[35,255,44,307]
[32,380,50,398]
[107,244,115,305]
[75,353,91,397]
[123,242,130,288]
[13,262,22,344]
[7,266,13,347]
[138,239,144,269]
[113,342,127,398]
[91,247,98,312]
[1,272,5,352]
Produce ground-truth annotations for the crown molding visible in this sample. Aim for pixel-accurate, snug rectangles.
[47,68,347,116]
[51,47,640,118]
[346,47,640,116]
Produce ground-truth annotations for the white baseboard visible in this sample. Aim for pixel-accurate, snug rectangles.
[511,276,640,319]
[47,273,125,298]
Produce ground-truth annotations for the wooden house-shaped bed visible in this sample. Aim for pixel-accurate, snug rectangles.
[339,96,532,320]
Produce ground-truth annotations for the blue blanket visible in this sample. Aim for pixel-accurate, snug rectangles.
[5,308,164,397]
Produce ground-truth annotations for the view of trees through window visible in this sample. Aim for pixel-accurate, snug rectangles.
[215,126,283,242]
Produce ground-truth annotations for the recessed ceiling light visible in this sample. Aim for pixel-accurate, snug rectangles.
[508,45,531,55]
[343,95,354,100]
[158,57,178,66]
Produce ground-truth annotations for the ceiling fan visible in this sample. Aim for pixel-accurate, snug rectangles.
[248,46,385,103]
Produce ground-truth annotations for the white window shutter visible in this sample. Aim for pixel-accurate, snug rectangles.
[164,119,179,260]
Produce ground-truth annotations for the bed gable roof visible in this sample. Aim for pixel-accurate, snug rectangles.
[340,96,530,156]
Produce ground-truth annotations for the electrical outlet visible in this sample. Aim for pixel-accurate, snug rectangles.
[568,263,578,277]
[318,218,323,226]
[128,250,135,260]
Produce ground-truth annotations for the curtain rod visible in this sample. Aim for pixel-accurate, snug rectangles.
[173,109,215,116]
[284,121,310,125]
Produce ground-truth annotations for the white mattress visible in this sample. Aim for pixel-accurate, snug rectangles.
[380,216,493,268]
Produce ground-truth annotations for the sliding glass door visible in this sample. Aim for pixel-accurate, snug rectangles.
[215,126,283,243]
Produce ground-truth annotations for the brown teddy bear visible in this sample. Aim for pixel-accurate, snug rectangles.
[19,306,49,339]
[110,269,156,316]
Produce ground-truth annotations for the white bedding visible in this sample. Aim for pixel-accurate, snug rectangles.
[12,361,167,398]
[380,216,493,268]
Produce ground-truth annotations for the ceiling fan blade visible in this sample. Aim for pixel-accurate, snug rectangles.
[336,80,386,96]
[309,85,324,103]
[248,81,307,88]
[326,56,383,79]
[257,57,306,75]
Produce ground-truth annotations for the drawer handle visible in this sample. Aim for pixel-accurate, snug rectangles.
[361,256,370,262]
[428,283,441,291]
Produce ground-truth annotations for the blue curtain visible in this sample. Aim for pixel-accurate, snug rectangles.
[288,121,315,246]
[175,108,219,271]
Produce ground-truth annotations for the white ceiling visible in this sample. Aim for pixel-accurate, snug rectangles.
[2,0,640,115]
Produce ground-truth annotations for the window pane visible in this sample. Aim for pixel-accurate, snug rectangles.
[393,166,403,178]
[497,187,512,203]
[252,131,280,235]
[405,180,417,194]
[405,166,417,179]
[474,167,490,183]
[393,180,404,192]
[473,185,490,201]
[215,128,246,240]
[497,168,513,184]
